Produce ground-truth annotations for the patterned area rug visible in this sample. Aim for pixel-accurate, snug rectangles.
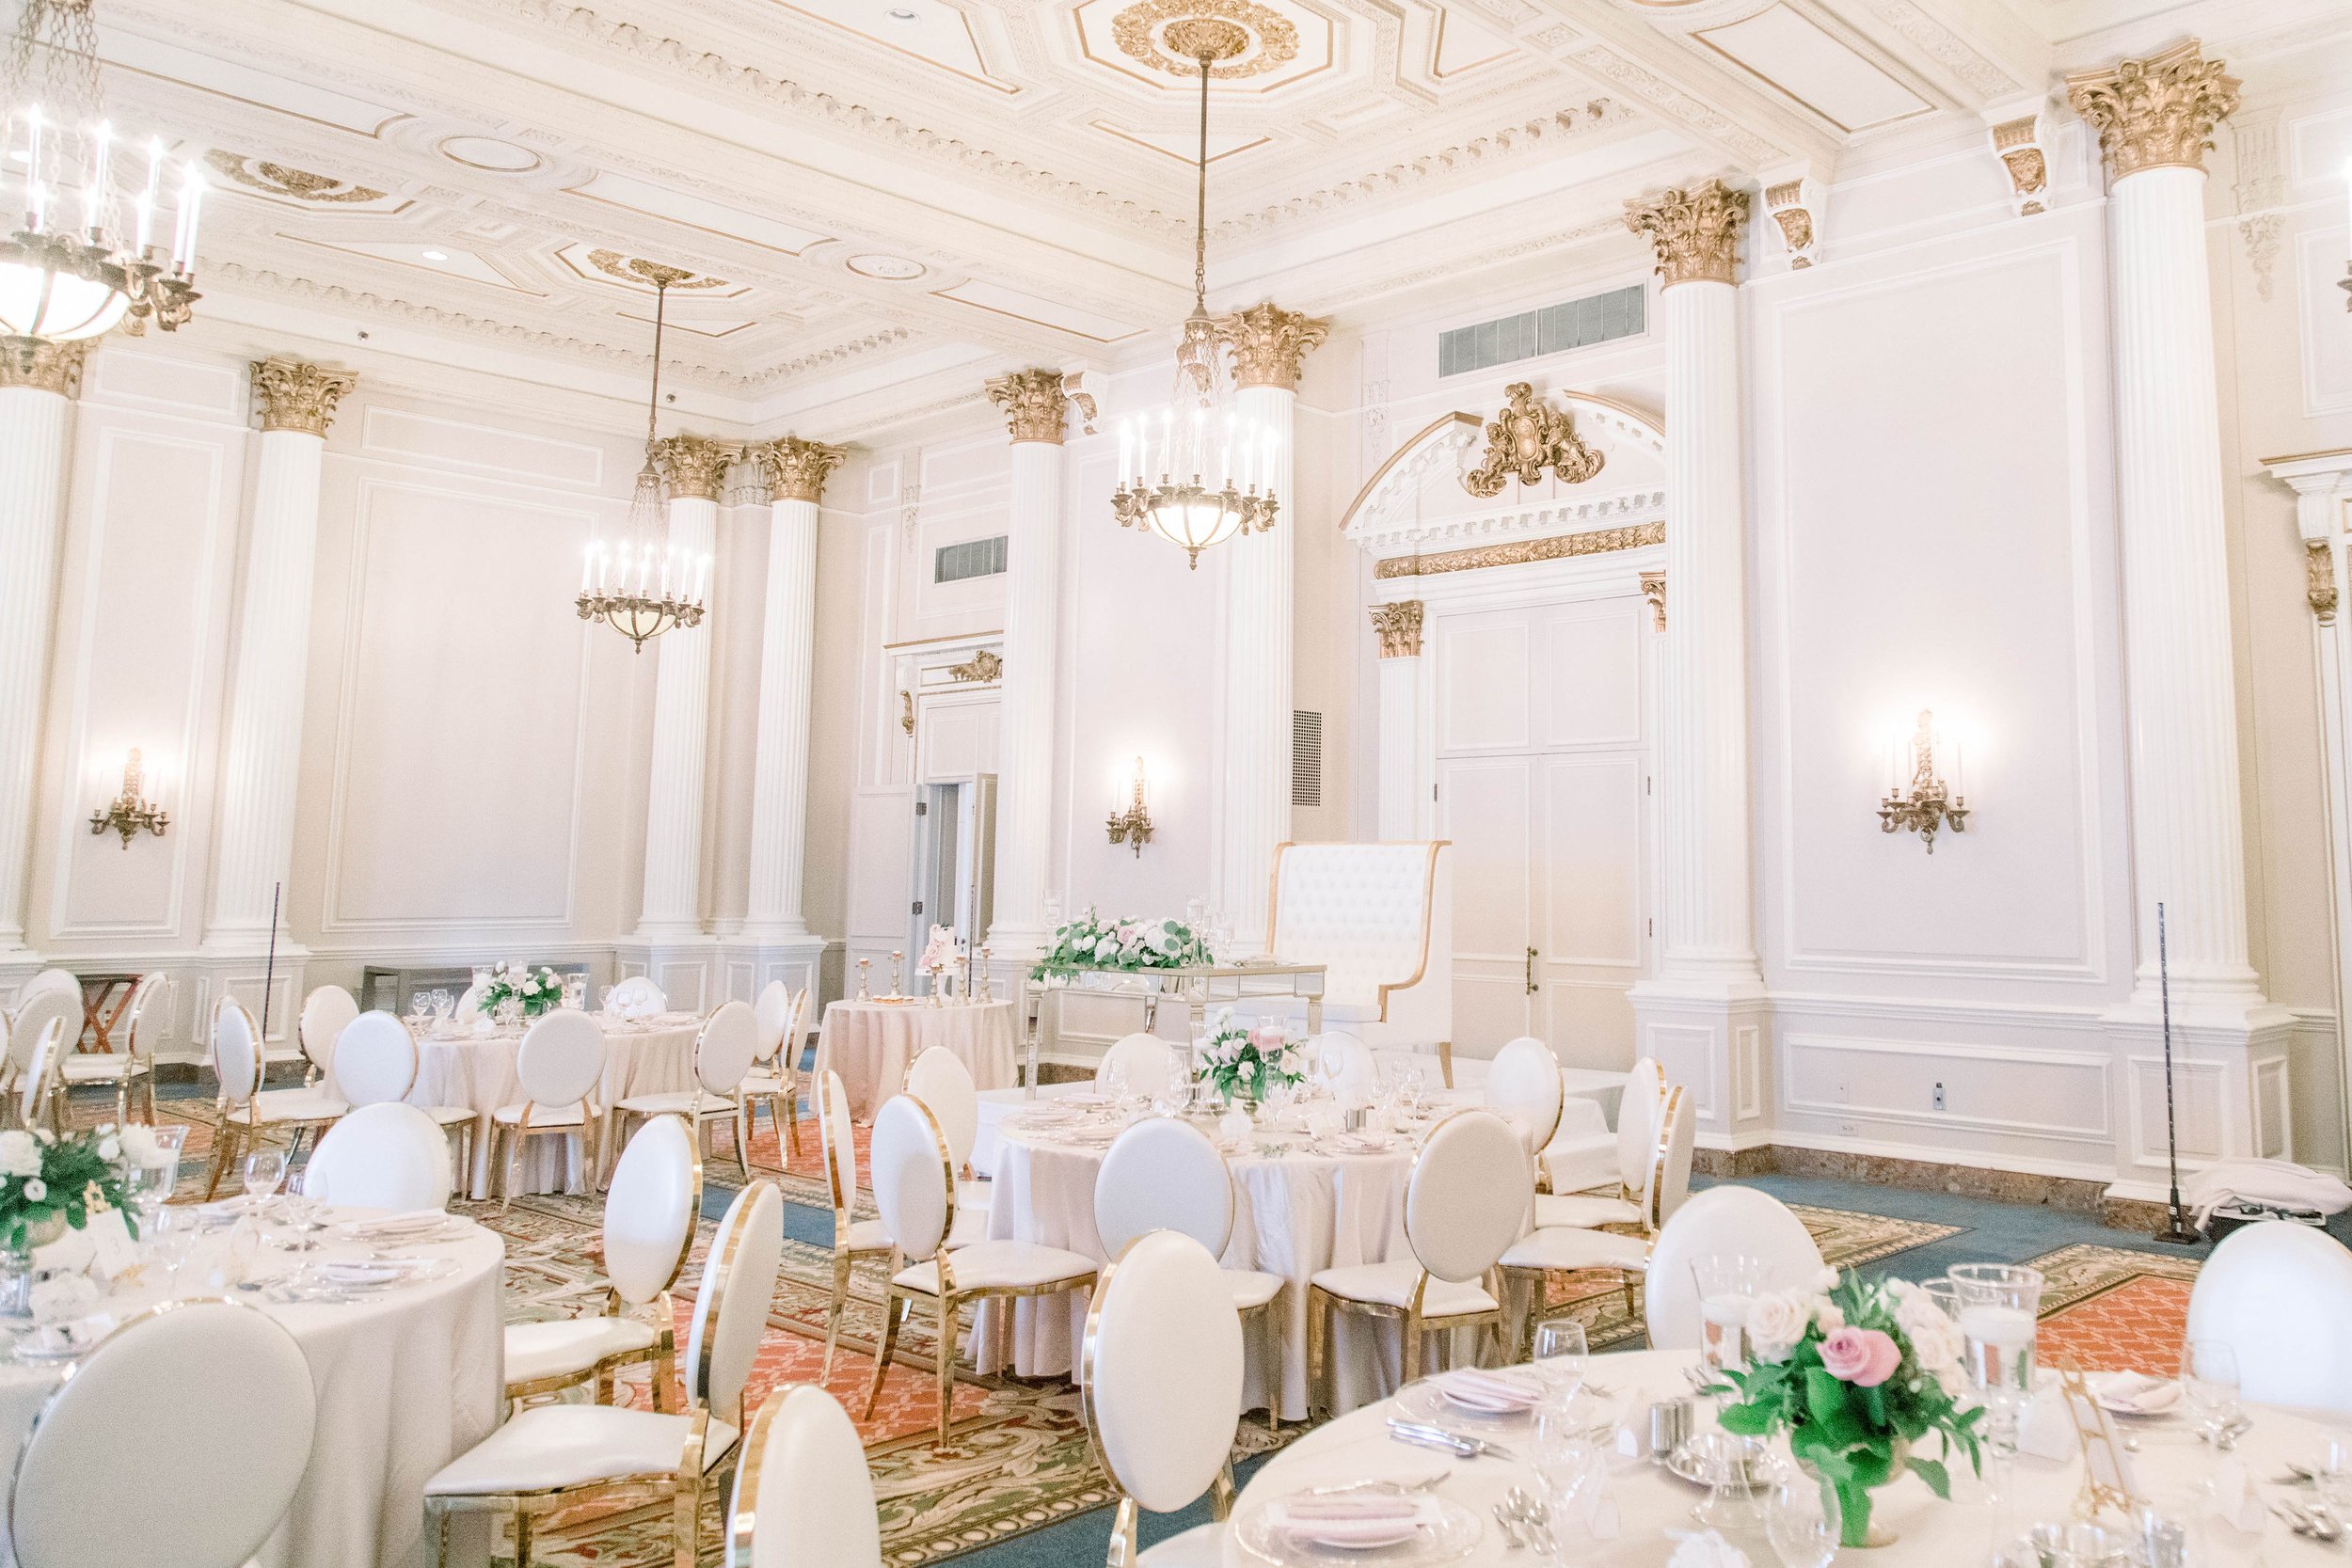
[2026,1243,2203,1374]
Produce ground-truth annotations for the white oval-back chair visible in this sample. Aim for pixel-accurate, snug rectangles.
[302,1102,455,1212]
[17,970,78,1006]
[1307,1108,1530,1412]
[13,1017,62,1136]
[8,1300,315,1568]
[487,1009,607,1205]
[1534,1054,1665,1229]
[1094,1032,1178,1101]
[56,971,163,1126]
[505,1113,701,1411]
[1641,1186,1824,1352]
[4,986,81,1132]
[864,1094,1098,1448]
[330,1011,480,1179]
[741,982,804,1160]
[610,999,759,1183]
[425,1180,785,1568]
[1095,1116,1285,1430]
[2186,1220,2352,1417]
[728,1386,883,1568]
[297,984,358,1090]
[1485,1037,1565,1178]
[202,998,348,1199]
[906,1046,991,1244]
[1082,1230,1246,1568]
[818,1069,891,1383]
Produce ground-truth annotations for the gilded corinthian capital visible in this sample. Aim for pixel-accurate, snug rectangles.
[748,436,847,503]
[1214,302,1331,390]
[250,356,358,436]
[1624,180,1750,288]
[0,340,87,397]
[2066,40,2239,182]
[653,434,736,500]
[985,368,1095,444]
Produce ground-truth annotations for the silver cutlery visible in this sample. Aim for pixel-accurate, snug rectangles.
[1308,1472,1450,1497]
[1503,1488,1557,1557]
[2272,1500,2342,1542]
[1391,1428,1476,1459]
[1386,1418,1514,1461]
[1490,1502,1526,1550]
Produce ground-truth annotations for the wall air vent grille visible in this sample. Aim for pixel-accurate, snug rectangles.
[934,535,1008,583]
[1438,283,1646,378]
[1293,710,1323,807]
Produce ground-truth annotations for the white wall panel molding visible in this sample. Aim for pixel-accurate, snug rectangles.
[358,405,605,489]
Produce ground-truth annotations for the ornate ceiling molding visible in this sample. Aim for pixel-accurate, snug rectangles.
[1375,517,1664,579]
[586,249,728,289]
[1564,43,1784,166]
[204,150,389,204]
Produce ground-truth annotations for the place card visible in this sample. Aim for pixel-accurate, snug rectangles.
[84,1210,140,1286]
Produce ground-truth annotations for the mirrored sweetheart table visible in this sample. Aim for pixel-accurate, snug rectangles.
[345,1011,705,1198]
[1228,1347,2334,1567]
[0,1209,503,1568]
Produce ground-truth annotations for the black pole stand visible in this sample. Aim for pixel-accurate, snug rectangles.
[2153,900,2201,1245]
[258,880,281,1046]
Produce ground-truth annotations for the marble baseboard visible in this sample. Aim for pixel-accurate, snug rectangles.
[1696,1143,2115,1215]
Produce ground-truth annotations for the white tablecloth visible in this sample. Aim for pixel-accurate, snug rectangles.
[373,1012,702,1197]
[0,1212,503,1568]
[818,999,1019,1120]
[1231,1347,2333,1567]
[982,1116,1499,1419]
[973,1084,1090,1178]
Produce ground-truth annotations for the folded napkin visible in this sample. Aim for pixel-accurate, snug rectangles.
[2095,1370,2182,1416]
[2016,1385,2079,1461]
[1270,1494,1432,1548]
[1666,1529,1750,1568]
[1437,1368,1545,1413]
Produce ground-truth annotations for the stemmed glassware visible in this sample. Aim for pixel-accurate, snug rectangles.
[1533,1320,1589,1405]
[2179,1340,2241,1447]
[1528,1407,1604,1563]
[242,1148,287,1222]
[1762,1472,1842,1568]
[1951,1263,2043,1507]
[1692,1255,1769,1384]
[122,1124,185,1248]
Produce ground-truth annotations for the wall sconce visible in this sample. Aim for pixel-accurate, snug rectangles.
[1878,710,1968,853]
[89,748,168,848]
[1105,755,1153,856]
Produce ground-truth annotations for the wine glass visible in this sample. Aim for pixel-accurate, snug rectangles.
[1763,1473,1842,1568]
[2309,1433,2352,1521]
[2179,1339,2241,1447]
[1528,1411,1602,1551]
[148,1209,193,1300]
[1533,1319,1589,1403]
[242,1148,287,1213]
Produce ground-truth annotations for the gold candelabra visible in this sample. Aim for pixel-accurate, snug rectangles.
[1105,754,1154,855]
[88,748,167,847]
[1878,710,1968,853]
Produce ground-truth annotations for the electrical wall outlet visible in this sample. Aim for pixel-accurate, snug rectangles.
[1932,1081,1947,1111]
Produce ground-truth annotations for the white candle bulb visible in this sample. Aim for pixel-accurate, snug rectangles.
[85,122,108,235]
[175,169,203,268]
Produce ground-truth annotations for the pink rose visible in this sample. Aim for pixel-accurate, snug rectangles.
[1819,1326,1902,1387]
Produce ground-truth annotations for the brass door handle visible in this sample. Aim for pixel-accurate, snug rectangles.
[1525,946,1538,995]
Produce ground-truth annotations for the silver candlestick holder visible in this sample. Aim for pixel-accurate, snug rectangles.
[888,950,903,998]
[976,946,993,1005]
[855,958,872,1002]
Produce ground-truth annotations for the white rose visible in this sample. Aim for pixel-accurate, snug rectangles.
[1743,1290,1810,1362]
[1812,1299,1845,1333]
[1903,1314,1962,1373]
[22,1179,46,1203]
[1815,1267,1840,1293]
[31,1128,52,1146]
[96,1136,119,1162]
[0,1132,39,1179]
[118,1124,160,1167]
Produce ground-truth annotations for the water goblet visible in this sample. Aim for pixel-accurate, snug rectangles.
[1951,1263,2042,1502]
[1691,1255,1770,1382]
[1915,1275,1963,1323]
[242,1148,287,1216]
[148,1210,193,1300]
[1532,1319,1589,1404]
[2310,1433,2352,1521]
[1528,1411,1603,1560]
[2178,1339,2240,1447]
[1762,1472,1841,1568]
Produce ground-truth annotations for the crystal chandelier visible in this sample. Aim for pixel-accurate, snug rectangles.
[1111,21,1277,570]
[0,0,202,373]
[576,272,708,653]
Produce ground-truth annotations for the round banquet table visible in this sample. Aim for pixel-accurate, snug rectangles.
[0,1211,503,1568]
[981,1109,1502,1420]
[359,1011,703,1198]
[818,998,1019,1120]
[1227,1347,2333,1567]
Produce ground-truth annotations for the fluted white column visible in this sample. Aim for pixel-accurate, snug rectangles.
[740,440,841,940]
[634,436,731,939]
[1372,602,1424,843]
[983,371,1075,956]
[0,344,82,963]
[203,358,356,950]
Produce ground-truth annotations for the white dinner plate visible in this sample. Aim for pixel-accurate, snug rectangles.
[1233,1495,1482,1565]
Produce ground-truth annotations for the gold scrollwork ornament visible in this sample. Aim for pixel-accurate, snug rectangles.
[1462,384,1605,499]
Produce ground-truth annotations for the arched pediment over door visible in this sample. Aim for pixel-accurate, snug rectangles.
[1341,391,1665,581]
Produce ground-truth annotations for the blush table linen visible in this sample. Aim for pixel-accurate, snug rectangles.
[818,999,1020,1120]
[0,1213,503,1568]
[377,1012,703,1197]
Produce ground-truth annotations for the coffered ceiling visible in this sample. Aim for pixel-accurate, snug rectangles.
[77,0,2352,436]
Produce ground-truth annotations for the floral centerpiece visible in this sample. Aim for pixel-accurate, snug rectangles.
[1194,1011,1305,1106]
[477,961,564,1021]
[1030,909,1214,979]
[0,1124,137,1252]
[1709,1268,1981,1548]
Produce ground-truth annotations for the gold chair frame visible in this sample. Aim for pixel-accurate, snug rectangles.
[426,1179,773,1568]
[742,986,807,1163]
[1304,1108,1513,1418]
[501,1122,702,1413]
[607,1009,755,1189]
[1501,1082,1687,1359]
[202,1000,344,1200]
[1077,1238,1236,1568]
[862,1099,1096,1449]
[57,972,161,1130]
[818,1071,889,1385]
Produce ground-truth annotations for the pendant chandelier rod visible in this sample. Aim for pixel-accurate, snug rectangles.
[1192,51,1210,312]
[643,277,668,453]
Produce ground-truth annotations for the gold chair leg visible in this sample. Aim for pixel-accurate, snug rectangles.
[671,1473,698,1568]
[864,1291,904,1418]
[652,1338,676,1412]
[1621,1273,1638,1323]
[1262,1306,1282,1433]
[513,1506,533,1568]
[732,1101,751,1182]
[203,1125,238,1201]
[1305,1286,1327,1420]
[1403,1305,1423,1385]
[1107,1495,1139,1568]
[428,1503,450,1568]
[824,1250,851,1385]
[785,1085,802,1161]
[934,1295,958,1449]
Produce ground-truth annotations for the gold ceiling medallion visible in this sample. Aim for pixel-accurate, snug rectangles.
[203,151,386,204]
[586,249,727,291]
[1463,384,1604,498]
[1111,0,1296,79]
[948,649,1003,683]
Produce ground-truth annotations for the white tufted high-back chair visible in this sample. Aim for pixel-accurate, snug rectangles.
[1081,1231,1246,1566]
[2186,1221,2352,1417]
[8,1300,316,1568]
[1641,1186,1824,1353]
[301,1102,455,1212]
[1267,842,1454,1084]
[728,1386,883,1568]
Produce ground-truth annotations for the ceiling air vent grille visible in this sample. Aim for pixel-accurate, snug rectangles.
[1292,710,1323,808]
[934,534,1008,584]
[1438,283,1646,378]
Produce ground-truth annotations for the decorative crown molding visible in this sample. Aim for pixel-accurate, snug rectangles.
[985,369,1095,444]
[0,339,87,397]
[1464,384,1604,497]
[749,436,848,503]
[204,150,387,204]
[249,356,358,436]
[1213,303,1330,390]
[1369,600,1423,658]
[2065,40,2240,182]
[653,434,737,499]
[1625,179,1750,288]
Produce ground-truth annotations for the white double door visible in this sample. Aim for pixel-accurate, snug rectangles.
[1433,593,1654,1068]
